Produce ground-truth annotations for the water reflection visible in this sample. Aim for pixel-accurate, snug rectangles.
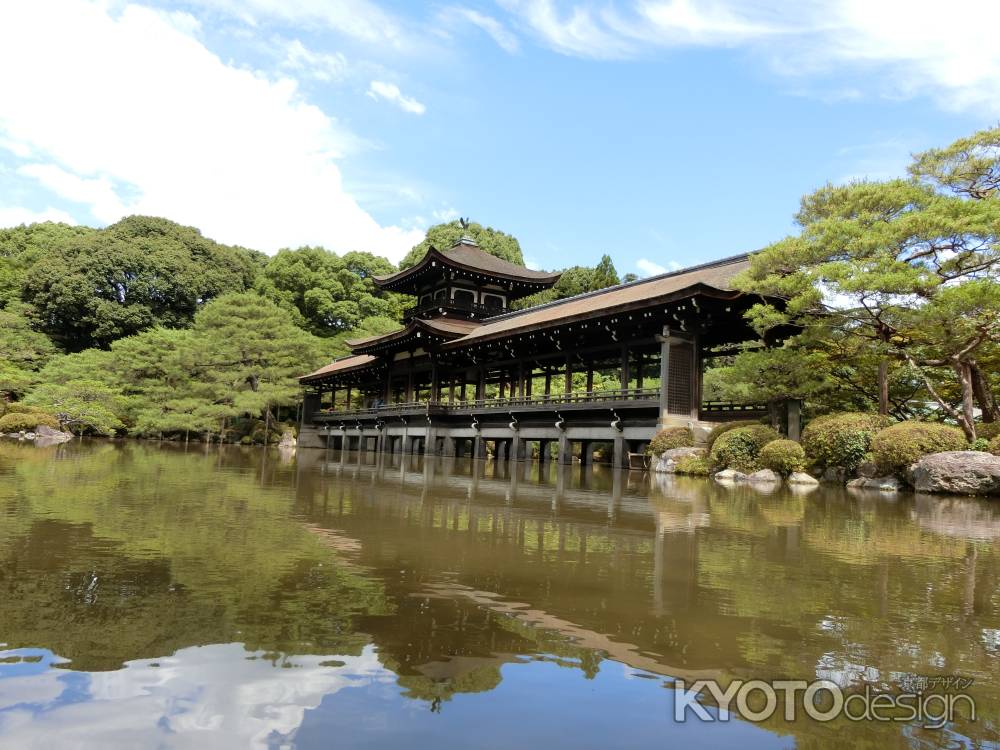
[0,441,997,748]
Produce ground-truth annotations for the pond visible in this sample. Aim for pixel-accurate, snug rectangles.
[0,441,997,748]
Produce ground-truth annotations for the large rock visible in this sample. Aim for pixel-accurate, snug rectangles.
[847,475,900,492]
[652,447,703,473]
[909,451,1000,496]
[33,424,73,446]
[787,472,819,486]
[747,469,780,483]
[714,469,747,482]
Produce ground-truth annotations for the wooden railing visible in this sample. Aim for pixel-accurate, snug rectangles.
[403,298,500,321]
[311,392,767,422]
[312,388,660,421]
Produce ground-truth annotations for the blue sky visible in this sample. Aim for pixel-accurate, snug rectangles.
[0,1,995,275]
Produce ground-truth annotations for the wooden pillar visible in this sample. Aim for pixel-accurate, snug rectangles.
[517,362,525,399]
[525,368,533,399]
[330,385,337,411]
[460,380,468,401]
[787,399,802,442]
[656,328,671,422]
[430,360,439,403]
[690,334,701,420]
[345,385,353,410]
[620,345,630,395]
[405,364,414,403]
[544,367,551,397]
[476,367,485,401]
[586,369,593,394]
[564,354,572,395]
[557,433,572,465]
[636,352,644,389]
[612,433,626,469]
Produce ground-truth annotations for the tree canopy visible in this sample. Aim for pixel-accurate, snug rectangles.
[732,125,1000,439]
[20,216,261,350]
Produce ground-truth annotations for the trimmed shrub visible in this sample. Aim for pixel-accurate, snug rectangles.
[988,436,1000,456]
[710,425,781,473]
[977,422,1000,441]
[0,412,61,433]
[675,455,712,476]
[647,427,694,456]
[871,422,967,475]
[705,421,754,452]
[759,439,806,476]
[801,412,895,472]
[0,403,47,417]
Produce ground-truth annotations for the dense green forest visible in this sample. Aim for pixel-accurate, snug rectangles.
[2,125,997,443]
[0,216,628,441]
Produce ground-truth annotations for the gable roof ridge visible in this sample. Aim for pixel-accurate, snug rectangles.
[481,252,752,323]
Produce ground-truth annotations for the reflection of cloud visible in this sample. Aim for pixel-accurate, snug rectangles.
[0,644,391,749]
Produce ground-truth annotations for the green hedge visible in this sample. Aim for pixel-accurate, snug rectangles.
[0,412,61,433]
[759,439,806,476]
[710,425,781,473]
[801,412,895,472]
[705,421,754,452]
[871,422,967,475]
[675,455,712,476]
[647,427,694,456]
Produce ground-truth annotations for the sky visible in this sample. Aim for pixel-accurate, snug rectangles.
[0,0,996,276]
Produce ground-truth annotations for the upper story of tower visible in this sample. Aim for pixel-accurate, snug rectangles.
[374,237,561,322]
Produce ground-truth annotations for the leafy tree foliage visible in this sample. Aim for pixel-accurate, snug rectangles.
[736,126,1000,439]
[513,254,621,310]
[256,247,404,335]
[399,220,524,269]
[0,304,56,399]
[191,293,327,438]
[21,216,260,350]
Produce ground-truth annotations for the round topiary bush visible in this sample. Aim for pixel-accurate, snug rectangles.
[646,426,694,456]
[870,421,968,475]
[705,421,754,452]
[675,454,712,476]
[801,412,895,472]
[0,412,61,433]
[988,436,1000,456]
[710,425,781,473]
[759,439,806,476]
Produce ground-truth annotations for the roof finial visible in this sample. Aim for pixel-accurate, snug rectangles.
[458,217,476,245]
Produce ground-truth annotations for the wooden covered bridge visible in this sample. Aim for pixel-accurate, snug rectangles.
[298,236,787,467]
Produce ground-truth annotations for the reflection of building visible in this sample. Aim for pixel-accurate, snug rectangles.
[300,239,794,465]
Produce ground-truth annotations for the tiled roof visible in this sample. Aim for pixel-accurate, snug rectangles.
[345,317,481,350]
[374,241,560,286]
[300,354,377,382]
[443,254,750,347]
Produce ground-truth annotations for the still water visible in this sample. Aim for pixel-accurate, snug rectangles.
[0,440,997,749]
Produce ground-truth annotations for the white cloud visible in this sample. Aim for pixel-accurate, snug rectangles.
[0,644,391,749]
[501,0,1000,113]
[367,81,426,115]
[0,0,424,261]
[0,206,78,228]
[441,8,520,53]
[192,0,411,49]
[636,258,680,277]
[282,39,348,82]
